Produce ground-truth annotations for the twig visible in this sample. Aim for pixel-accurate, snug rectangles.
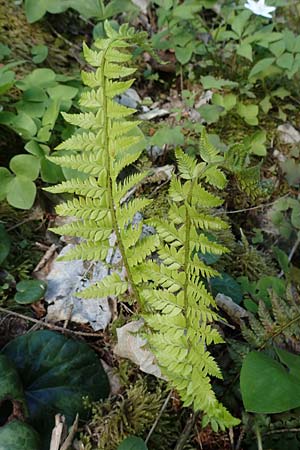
[265,427,300,435]
[278,235,300,278]
[145,390,172,444]
[50,415,65,450]
[60,414,79,450]
[0,306,103,338]
[235,426,246,450]
[174,411,198,450]
[221,194,290,215]
[33,243,58,273]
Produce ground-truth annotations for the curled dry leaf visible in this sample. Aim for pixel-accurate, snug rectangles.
[114,320,164,379]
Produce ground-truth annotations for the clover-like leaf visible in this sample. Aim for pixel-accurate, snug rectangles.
[6,176,36,210]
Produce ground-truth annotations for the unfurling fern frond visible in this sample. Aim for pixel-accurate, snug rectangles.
[47,21,238,431]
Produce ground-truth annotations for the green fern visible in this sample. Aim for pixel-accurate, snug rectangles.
[138,141,238,430]
[46,23,238,431]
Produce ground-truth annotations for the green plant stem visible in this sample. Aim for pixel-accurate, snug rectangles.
[102,40,142,306]
[255,423,263,450]
[183,180,194,341]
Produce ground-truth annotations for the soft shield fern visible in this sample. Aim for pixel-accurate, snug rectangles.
[46,23,239,430]
[137,132,239,429]
[45,21,156,303]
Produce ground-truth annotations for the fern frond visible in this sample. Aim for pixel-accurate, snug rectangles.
[117,198,152,228]
[44,178,106,197]
[48,26,238,431]
[114,171,149,203]
[58,240,110,262]
[199,129,223,164]
[49,218,112,242]
[47,152,106,176]
[106,79,134,97]
[56,131,102,151]
[62,112,98,130]
[127,235,159,267]
[56,197,108,221]
[79,273,128,298]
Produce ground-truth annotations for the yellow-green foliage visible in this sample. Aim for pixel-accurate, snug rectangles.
[137,133,238,429]
[47,23,238,431]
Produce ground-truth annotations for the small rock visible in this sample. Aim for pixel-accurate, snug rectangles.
[277,123,300,144]
[139,107,169,120]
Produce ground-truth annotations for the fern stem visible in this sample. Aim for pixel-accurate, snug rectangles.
[102,43,142,306]
[183,180,195,342]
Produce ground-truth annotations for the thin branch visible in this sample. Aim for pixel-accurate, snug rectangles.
[145,390,172,444]
[0,306,103,338]
[221,194,290,215]
[174,411,198,450]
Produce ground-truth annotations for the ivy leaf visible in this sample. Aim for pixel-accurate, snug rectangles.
[117,436,148,450]
[14,280,47,304]
[1,330,110,449]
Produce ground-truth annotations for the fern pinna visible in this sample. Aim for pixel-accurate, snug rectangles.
[46,23,238,430]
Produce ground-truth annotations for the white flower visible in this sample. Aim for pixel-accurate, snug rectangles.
[244,0,276,18]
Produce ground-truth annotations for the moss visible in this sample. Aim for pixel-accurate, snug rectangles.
[80,378,164,450]
[0,0,78,73]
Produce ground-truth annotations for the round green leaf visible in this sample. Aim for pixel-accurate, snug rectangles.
[14,280,47,304]
[0,224,10,265]
[118,436,148,450]
[9,155,40,180]
[31,45,48,64]
[2,330,110,449]
[0,420,40,450]
[0,167,13,201]
[10,112,37,139]
[16,69,56,91]
[6,176,36,210]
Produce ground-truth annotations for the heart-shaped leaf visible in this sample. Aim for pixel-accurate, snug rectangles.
[2,330,110,449]
[14,280,47,304]
[241,350,300,413]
